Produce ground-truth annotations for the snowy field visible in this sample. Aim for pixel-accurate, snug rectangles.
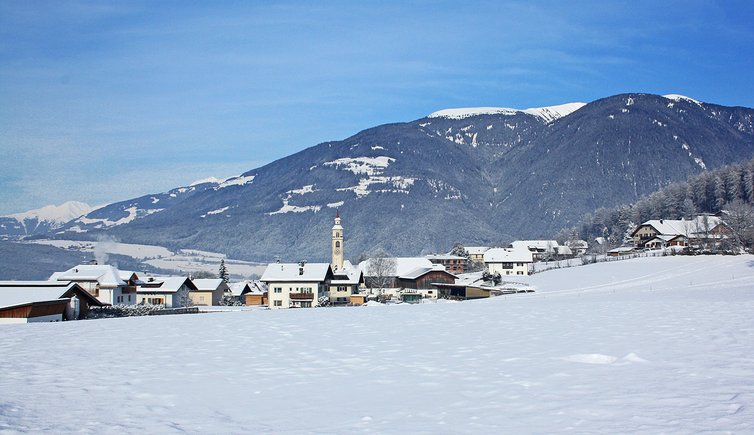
[1,255,754,433]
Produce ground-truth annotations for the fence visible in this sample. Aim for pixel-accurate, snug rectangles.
[531,249,669,274]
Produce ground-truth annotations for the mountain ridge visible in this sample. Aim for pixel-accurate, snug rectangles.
[5,93,754,263]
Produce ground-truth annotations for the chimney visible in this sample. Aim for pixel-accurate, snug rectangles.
[299,260,306,275]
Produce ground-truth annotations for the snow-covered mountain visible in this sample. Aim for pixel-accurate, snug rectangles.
[14,93,754,262]
[0,201,92,238]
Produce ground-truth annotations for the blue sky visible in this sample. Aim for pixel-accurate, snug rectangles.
[2,0,754,214]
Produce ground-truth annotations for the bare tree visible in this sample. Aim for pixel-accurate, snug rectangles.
[723,200,754,251]
[366,249,397,297]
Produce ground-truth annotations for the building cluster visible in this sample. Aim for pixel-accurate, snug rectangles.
[7,210,724,321]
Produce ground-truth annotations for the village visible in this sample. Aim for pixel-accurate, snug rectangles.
[0,210,735,323]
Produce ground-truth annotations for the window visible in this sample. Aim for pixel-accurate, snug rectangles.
[274,287,282,293]
[337,286,347,292]
[335,241,340,248]
[200,296,205,302]
[274,300,282,307]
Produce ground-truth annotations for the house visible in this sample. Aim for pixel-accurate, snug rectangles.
[137,277,196,308]
[509,240,563,261]
[228,281,267,306]
[425,254,467,274]
[328,261,364,305]
[631,216,729,249]
[396,264,456,290]
[484,247,533,276]
[261,262,334,309]
[49,264,137,305]
[0,282,103,323]
[190,279,229,306]
[465,246,491,263]
[359,257,435,289]
[567,240,589,256]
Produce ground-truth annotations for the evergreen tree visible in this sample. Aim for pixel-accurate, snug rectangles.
[218,258,229,283]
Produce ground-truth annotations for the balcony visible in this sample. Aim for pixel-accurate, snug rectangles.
[290,292,314,300]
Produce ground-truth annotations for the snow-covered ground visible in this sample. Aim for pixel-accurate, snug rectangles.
[1,255,754,433]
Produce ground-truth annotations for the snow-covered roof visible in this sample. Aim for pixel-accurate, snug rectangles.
[399,264,454,280]
[261,263,333,283]
[637,216,724,238]
[427,102,586,123]
[331,262,363,285]
[483,248,533,263]
[229,282,252,296]
[192,279,229,292]
[49,264,127,288]
[0,282,82,309]
[510,240,560,251]
[425,254,465,261]
[137,277,195,294]
[464,246,491,256]
[359,257,435,277]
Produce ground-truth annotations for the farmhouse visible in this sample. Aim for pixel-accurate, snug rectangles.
[631,216,729,249]
[49,264,137,305]
[329,261,364,305]
[464,246,491,263]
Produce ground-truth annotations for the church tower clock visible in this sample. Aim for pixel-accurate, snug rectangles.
[331,210,344,271]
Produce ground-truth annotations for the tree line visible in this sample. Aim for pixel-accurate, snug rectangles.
[560,157,754,250]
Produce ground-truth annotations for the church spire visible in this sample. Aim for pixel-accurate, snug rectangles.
[331,210,344,271]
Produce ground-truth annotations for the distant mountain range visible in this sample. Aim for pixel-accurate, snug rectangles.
[4,93,754,263]
[0,201,92,238]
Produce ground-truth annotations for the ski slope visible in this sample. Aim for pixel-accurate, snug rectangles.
[1,255,753,433]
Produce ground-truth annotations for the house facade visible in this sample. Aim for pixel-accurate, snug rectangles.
[425,254,467,274]
[484,247,533,276]
[190,279,229,306]
[137,277,196,308]
[261,262,333,309]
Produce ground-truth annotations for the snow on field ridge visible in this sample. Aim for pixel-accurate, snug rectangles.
[1,255,753,433]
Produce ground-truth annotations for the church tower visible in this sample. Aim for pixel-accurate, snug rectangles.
[331,210,344,271]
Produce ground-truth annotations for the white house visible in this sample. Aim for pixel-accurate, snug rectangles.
[484,247,533,276]
[49,264,137,305]
[136,277,196,308]
[261,262,333,309]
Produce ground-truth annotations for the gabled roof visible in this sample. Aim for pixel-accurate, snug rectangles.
[633,216,725,238]
[484,247,533,263]
[229,282,253,296]
[261,263,334,283]
[509,240,559,252]
[49,264,127,287]
[358,257,435,277]
[137,277,196,294]
[192,279,230,292]
[331,262,364,285]
[0,282,101,309]
[399,264,455,280]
